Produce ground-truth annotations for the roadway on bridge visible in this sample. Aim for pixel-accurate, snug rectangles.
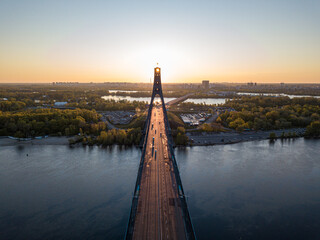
[132,105,186,240]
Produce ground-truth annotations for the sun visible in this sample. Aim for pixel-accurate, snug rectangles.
[124,43,192,83]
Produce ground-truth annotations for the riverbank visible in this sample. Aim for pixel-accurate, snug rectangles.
[187,128,306,146]
[0,136,70,146]
[0,128,308,147]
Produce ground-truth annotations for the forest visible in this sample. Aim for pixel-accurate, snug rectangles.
[0,108,101,137]
[217,96,320,136]
[0,107,144,146]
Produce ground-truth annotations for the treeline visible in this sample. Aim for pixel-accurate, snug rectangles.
[97,128,142,145]
[0,108,101,137]
[200,123,225,132]
[0,100,27,111]
[0,98,147,112]
[170,101,218,113]
[173,127,189,145]
[218,96,320,133]
[225,96,320,108]
[67,99,147,111]
[70,128,142,146]
[306,121,320,137]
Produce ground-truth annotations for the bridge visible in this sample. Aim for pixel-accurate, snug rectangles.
[126,67,196,240]
[166,93,194,106]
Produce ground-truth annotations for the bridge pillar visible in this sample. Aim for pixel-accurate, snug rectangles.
[143,67,173,145]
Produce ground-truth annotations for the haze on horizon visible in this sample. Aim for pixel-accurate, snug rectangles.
[0,0,319,84]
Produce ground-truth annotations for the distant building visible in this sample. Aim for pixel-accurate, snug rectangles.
[247,82,257,87]
[202,80,209,89]
[53,82,79,85]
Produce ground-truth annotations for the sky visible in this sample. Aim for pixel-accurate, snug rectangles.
[0,0,319,83]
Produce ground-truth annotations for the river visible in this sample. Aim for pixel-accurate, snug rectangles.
[0,139,319,239]
[102,93,319,105]
[102,95,226,105]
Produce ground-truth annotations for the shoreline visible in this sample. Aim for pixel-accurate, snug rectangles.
[0,128,309,147]
[186,136,304,147]
[0,136,70,147]
[186,128,306,146]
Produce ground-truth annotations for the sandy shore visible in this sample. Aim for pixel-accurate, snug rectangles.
[0,136,70,146]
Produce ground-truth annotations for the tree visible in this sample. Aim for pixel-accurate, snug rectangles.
[201,123,213,132]
[229,118,245,131]
[269,132,276,140]
[311,113,320,121]
[177,127,186,134]
[306,121,320,137]
[175,132,188,145]
[65,128,70,136]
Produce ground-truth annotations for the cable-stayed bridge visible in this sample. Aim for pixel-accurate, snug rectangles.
[126,67,196,240]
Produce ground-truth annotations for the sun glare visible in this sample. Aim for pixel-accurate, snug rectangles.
[125,43,192,83]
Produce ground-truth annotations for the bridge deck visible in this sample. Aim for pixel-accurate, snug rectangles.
[166,93,193,106]
[132,105,186,240]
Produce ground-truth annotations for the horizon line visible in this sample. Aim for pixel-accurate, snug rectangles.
[0,81,320,85]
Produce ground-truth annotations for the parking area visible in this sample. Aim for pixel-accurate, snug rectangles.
[101,111,136,125]
[180,112,211,126]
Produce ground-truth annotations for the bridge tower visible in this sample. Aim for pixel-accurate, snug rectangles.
[144,67,172,143]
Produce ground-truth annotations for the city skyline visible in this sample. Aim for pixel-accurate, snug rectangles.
[0,0,320,83]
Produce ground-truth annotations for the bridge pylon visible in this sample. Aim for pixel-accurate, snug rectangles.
[143,67,172,144]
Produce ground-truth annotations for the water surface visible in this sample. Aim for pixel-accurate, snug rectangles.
[102,93,320,105]
[176,139,320,240]
[102,95,226,105]
[0,145,139,240]
[101,95,175,103]
[1,139,319,239]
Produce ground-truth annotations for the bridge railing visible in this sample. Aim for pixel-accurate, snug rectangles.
[125,110,152,240]
[167,143,196,240]
[161,93,196,239]
[126,93,196,240]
